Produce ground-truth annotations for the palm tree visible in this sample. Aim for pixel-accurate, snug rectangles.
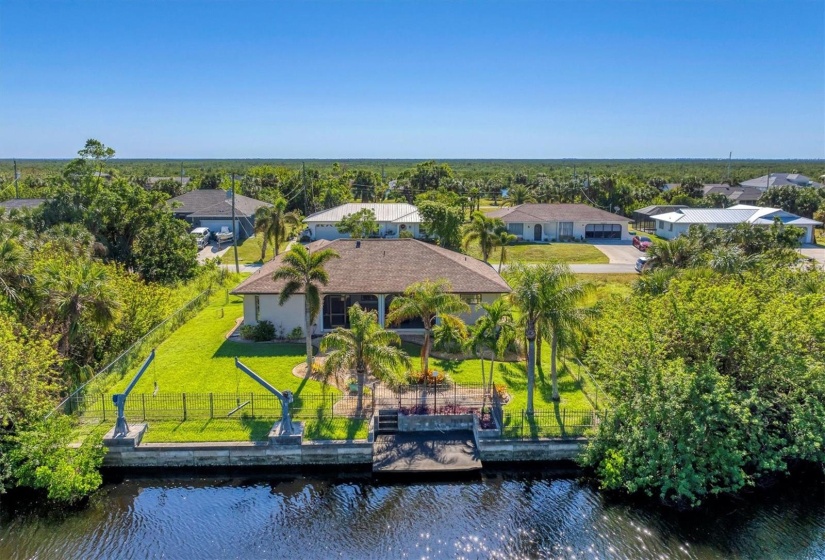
[646,237,699,269]
[537,264,593,402]
[462,212,504,263]
[468,186,481,212]
[321,304,409,413]
[0,236,31,303]
[41,261,120,356]
[469,298,516,398]
[506,184,536,206]
[273,244,340,375]
[254,197,302,260]
[505,263,545,414]
[386,279,469,374]
[494,230,518,272]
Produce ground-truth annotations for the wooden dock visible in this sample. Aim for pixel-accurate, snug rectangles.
[372,431,481,473]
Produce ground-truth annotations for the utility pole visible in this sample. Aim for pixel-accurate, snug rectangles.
[301,162,308,216]
[13,159,19,199]
[231,173,239,273]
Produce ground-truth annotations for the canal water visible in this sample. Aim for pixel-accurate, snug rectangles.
[1,470,823,559]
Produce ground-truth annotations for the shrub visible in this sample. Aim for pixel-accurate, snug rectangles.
[287,326,303,341]
[399,229,414,238]
[240,320,275,342]
[406,369,450,385]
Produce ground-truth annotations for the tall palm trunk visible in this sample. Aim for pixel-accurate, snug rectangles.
[260,235,269,261]
[551,332,560,401]
[536,327,543,369]
[356,364,366,413]
[304,298,313,377]
[525,320,536,414]
[421,325,431,373]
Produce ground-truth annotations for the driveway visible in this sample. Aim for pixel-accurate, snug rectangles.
[799,246,825,264]
[197,242,230,264]
[588,241,644,265]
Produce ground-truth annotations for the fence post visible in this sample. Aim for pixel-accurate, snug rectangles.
[210,393,214,419]
[142,393,146,422]
[251,392,254,417]
[562,409,567,438]
[182,393,187,421]
[521,409,524,440]
[101,394,107,422]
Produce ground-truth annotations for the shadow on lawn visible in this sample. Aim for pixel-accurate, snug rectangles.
[212,340,305,359]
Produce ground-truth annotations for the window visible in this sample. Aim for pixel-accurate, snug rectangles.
[508,223,524,236]
[669,222,673,232]
[254,296,261,321]
[559,222,573,239]
[462,294,482,305]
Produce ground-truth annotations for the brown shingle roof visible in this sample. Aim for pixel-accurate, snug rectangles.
[486,203,629,223]
[231,239,511,295]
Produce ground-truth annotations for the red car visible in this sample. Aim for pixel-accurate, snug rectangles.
[633,235,652,251]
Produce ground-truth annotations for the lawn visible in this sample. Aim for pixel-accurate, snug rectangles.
[234,234,289,265]
[464,242,608,265]
[576,273,636,303]
[112,292,331,399]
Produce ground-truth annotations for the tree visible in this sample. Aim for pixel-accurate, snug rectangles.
[506,184,535,206]
[646,237,700,270]
[462,212,504,263]
[387,279,469,374]
[0,235,31,303]
[254,198,301,260]
[273,244,340,375]
[132,212,198,283]
[77,139,115,188]
[494,230,518,272]
[40,261,120,357]
[198,173,222,190]
[337,208,379,239]
[418,201,463,250]
[537,264,593,401]
[320,304,409,413]
[505,263,547,414]
[469,298,516,398]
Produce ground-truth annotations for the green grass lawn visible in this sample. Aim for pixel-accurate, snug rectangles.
[576,273,636,304]
[112,293,331,399]
[464,242,609,265]
[234,235,289,265]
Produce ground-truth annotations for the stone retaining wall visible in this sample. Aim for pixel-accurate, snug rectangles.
[397,413,474,432]
[476,438,586,462]
[103,440,373,468]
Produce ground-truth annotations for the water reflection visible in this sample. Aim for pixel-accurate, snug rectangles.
[0,471,823,559]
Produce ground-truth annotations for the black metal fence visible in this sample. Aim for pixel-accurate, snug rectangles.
[501,408,599,439]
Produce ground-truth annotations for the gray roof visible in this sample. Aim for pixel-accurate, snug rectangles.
[168,190,271,219]
[304,203,422,224]
[652,204,822,227]
[232,239,510,295]
[702,184,763,201]
[0,198,46,210]
[632,204,688,217]
[740,173,822,190]
[147,176,191,186]
[487,203,629,223]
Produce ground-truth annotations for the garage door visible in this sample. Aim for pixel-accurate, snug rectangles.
[314,224,347,240]
[585,224,622,239]
[199,219,239,236]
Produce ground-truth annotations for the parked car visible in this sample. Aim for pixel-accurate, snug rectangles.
[190,227,211,249]
[632,235,652,251]
[635,256,650,273]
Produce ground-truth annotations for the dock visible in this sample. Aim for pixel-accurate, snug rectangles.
[372,431,481,473]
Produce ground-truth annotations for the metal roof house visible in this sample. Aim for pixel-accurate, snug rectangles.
[652,204,822,244]
[167,190,272,240]
[740,173,822,191]
[486,203,631,241]
[231,238,510,334]
[631,204,689,232]
[303,203,423,240]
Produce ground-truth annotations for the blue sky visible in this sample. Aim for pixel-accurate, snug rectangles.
[1,0,823,158]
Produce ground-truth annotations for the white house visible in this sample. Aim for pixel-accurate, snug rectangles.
[653,204,822,244]
[231,238,511,335]
[486,203,631,241]
[304,203,423,240]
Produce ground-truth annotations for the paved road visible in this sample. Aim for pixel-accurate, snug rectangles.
[588,241,643,265]
[800,247,825,264]
[570,263,637,274]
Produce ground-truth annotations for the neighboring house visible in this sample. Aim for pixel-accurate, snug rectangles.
[702,184,763,205]
[304,203,423,240]
[231,238,511,334]
[167,190,272,240]
[740,173,822,191]
[0,198,46,213]
[631,205,689,232]
[486,203,631,241]
[652,204,822,244]
[146,176,191,188]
